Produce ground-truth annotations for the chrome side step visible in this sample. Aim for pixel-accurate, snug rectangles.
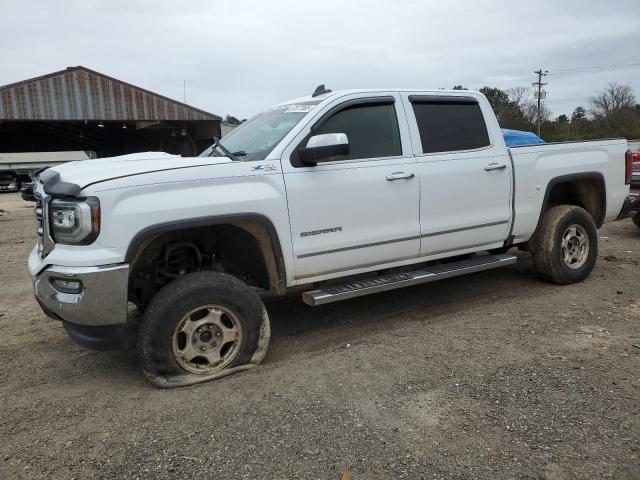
[302,254,517,306]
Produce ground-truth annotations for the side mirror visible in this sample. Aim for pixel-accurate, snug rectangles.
[299,133,349,164]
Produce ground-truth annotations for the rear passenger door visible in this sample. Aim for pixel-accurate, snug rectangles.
[401,93,512,256]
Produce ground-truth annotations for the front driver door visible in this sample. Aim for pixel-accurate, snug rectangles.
[281,93,421,282]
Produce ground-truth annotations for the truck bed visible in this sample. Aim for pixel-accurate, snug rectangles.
[509,138,629,243]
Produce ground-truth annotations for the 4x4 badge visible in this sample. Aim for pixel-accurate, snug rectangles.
[252,163,277,171]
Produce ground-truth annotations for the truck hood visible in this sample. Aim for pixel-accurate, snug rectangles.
[44,151,232,192]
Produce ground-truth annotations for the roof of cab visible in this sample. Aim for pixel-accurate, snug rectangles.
[278,88,483,106]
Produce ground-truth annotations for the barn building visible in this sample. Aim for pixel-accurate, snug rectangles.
[0,66,222,158]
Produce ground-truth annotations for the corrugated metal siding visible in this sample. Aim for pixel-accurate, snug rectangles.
[0,67,218,121]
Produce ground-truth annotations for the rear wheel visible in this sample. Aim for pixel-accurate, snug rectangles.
[138,272,267,382]
[531,205,598,284]
[633,212,640,229]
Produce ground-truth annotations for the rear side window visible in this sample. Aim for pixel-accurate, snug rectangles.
[411,101,490,154]
[314,103,402,160]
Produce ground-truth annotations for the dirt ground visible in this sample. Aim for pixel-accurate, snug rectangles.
[1,191,639,480]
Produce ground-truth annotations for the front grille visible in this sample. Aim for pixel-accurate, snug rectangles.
[35,195,44,237]
[34,193,45,257]
[33,192,54,258]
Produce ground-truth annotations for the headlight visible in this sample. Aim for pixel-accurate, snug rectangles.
[50,197,100,244]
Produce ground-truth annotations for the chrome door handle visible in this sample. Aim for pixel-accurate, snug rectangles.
[386,172,415,181]
[484,163,507,171]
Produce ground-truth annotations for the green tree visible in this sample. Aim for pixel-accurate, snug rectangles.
[571,106,586,123]
[223,115,242,125]
[479,86,515,127]
[480,86,537,130]
[479,87,510,112]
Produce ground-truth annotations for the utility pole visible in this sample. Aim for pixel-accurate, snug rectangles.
[533,69,548,137]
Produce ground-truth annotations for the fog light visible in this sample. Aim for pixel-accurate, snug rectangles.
[52,278,83,293]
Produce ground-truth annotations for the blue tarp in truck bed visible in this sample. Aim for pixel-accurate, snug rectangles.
[501,128,545,146]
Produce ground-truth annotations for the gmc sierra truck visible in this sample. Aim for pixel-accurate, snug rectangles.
[27,87,634,387]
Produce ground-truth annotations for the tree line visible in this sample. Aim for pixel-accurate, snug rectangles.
[453,83,640,141]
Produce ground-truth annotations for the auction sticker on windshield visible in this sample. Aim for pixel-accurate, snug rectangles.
[283,104,317,113]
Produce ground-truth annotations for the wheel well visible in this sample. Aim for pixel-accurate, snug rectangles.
[545,176,605,227]
[127,220,284,310]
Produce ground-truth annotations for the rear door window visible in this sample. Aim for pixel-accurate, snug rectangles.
[411,100,490,154]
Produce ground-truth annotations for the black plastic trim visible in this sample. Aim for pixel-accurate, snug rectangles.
[40,169,82,196]
[298,220,510,259]
[125,213,286,291]
[408,95,479,105]
[421,220,509,238]
[298,235,420,258]
[62,321,133,351]
[616,195,638,220]
[532,172,607,238]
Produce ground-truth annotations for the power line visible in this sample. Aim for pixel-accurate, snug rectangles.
[550,62,640,74]
[488,62,640,83]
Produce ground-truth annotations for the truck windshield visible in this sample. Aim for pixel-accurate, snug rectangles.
[200,101,321,161]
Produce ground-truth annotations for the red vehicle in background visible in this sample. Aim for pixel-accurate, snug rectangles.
[630,143,640,228]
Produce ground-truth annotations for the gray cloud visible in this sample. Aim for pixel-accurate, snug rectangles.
[1,0,639,119]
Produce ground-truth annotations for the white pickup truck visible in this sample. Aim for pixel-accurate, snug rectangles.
[28,86,634,387]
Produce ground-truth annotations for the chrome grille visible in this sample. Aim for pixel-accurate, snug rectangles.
[35,195,44,237]
[34,193,44,257]
[34,192,53,258]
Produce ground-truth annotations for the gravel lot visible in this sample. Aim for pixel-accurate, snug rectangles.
[1,191,639,480]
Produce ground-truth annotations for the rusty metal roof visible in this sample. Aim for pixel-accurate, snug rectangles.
[0,66,221,121]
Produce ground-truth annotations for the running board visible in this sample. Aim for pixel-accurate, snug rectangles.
[302,254,517,306]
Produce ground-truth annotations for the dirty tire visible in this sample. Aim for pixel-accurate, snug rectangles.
[138,272,264,380]
[531,205,598,285]
[633,212,640,229]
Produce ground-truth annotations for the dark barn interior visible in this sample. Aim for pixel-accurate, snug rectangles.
[0,66,221,158]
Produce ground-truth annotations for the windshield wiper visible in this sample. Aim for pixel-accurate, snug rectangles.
[208,137,238,161]
[231,150,247,157]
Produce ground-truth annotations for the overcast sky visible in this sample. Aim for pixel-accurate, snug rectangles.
[1,0,639,120]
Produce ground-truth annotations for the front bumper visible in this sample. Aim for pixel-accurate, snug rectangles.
[32,262,129,326]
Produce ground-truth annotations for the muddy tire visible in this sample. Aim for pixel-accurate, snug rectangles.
[633,212,640,229]
[138,272,265,380]
[531,205,598,285]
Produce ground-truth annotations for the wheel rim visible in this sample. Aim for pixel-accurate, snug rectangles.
[171,304,243,374]
[560,224,589,270]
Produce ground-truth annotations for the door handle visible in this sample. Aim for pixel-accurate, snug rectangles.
[484,163,507,171]
[386,172,415,181]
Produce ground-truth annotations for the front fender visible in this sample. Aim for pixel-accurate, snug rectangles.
[83,164,294,286]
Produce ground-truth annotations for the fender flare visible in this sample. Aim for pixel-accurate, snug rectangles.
[124,213,287,292]
[532,172,607,238]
